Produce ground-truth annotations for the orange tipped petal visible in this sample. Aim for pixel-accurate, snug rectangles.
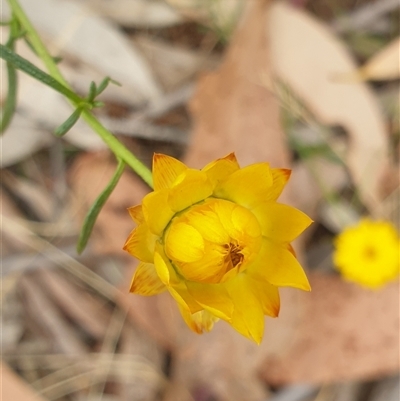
[268,168,291,201]
[252,203,313,242]
[214,163,273,208]
[153,153,187,190]
[177,305,218,334]
[123,223,156,263]
[250,278,280,317]
[128,205,144,224]
[202,153,240,188]
[130,262,166,295]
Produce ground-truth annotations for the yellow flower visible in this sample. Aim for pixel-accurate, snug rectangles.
[123,153,312,343]
[333,218,400,289]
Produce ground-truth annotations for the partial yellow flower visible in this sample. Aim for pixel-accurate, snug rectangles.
[333,218,400,289]
[123,153,312,343]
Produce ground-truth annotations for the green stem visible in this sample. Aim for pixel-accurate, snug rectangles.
[6,0,153,188]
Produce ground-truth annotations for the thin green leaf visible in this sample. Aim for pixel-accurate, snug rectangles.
[87,81,97,103]
[77,159,126,254]
[92,101,104,108]
[54,108,83,137]
[96,76,121,96]
[1,17,20,134]
[0,44,83,104]
[0,60,18,134]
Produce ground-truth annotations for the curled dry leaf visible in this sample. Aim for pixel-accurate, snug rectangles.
[83,0,182,28]
[261,273,400,385]
[357,37,400,81]
[17,0,161,105]
[268,2,389,212]
[1,362,47,401]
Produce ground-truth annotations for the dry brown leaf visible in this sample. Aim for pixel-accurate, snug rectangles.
[186,1,289,171]
[268,2,389,212]
[1,362,47,401]
[134,35,219,92]
[261,273,400,385]
[358,37,400,81]
[14,0,161,104]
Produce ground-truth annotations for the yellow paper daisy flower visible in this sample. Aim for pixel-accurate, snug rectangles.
[123,153,312,343]
[334,218,400,289]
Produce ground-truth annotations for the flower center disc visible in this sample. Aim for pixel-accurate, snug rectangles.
[164,198,262,284]
[226,243,244,268]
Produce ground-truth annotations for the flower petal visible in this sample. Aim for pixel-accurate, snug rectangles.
[250,239,311,291]
[268,168,291,201]
[214,163,273,208]
[226,275,265,344]
[165,222,205,263]
[128,205,144,224]
[202,153,240,188]
[182,203,229,244]
[142,189,175,236]
[153,153,187,190]
[154,243,202,313]
[248,276,280,317]
[123,223,156,263]
[177,305,218,334]
[168,169,213,212]
[186,281,234,321]
[174,243,227,283]
[130,262,166,295]
[252,203,313,242]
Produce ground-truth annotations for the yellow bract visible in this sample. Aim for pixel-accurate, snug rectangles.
[123,153,313,343]
[334,218,400,289]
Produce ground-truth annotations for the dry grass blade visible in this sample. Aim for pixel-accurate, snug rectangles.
[86,307,127,398]
[19,275,88,354]
[1,214,118,301]
[332,0,399,33]
[29,355,165,400]
[35,268,111,340]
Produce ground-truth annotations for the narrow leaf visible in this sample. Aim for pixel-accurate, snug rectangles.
[77,158,126,254]
[96,76,121,96]
[87,81,97,103]
[54,108,82,137]
[0,26,19,134]
[0,44,82,104]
